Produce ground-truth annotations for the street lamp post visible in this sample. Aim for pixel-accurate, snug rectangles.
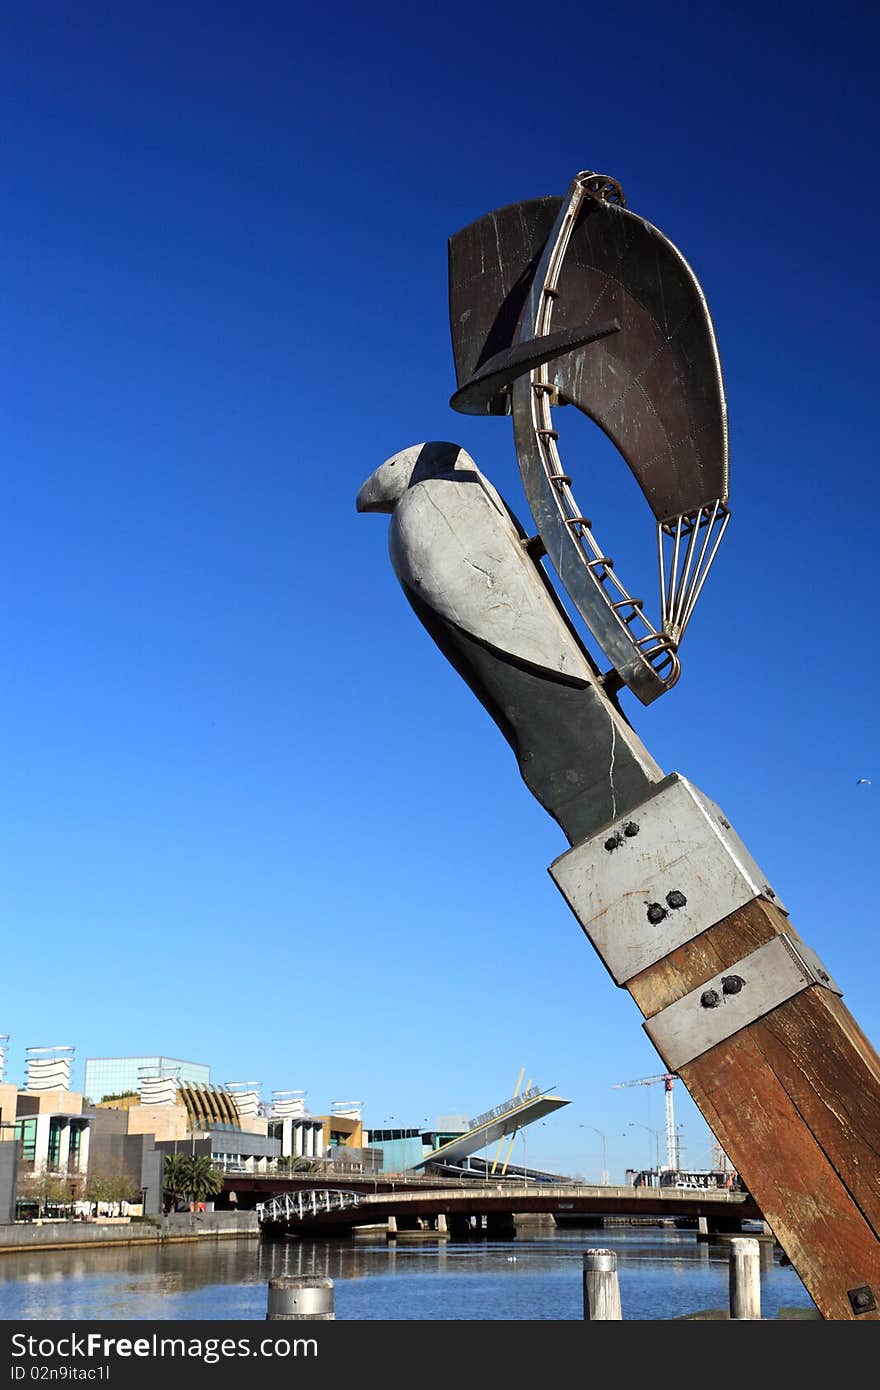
[628,1122,662,1180]
[580,1125,609,1185]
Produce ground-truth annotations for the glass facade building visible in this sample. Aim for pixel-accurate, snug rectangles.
[83,1056,210,1102]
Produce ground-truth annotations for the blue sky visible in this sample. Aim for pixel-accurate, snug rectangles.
[1,2,877,1182]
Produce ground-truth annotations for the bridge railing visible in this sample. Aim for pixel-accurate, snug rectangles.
[256,1189,365,1224]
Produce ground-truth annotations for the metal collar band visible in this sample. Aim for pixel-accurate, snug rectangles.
[644,934,842,1072]
[549,774,785,985]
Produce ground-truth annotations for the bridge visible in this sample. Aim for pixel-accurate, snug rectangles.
[253,1180,762,1238]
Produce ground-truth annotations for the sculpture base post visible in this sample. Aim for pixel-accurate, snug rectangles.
[551,776,880,1320]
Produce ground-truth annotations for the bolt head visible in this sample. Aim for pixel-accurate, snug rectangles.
[722,975,745,996]
[604,834,623,852]
[848,1284,877,1314]
[665,890,687,910]
[623,821,640,838]
[700,989,721,1009]
[646,903,667,925]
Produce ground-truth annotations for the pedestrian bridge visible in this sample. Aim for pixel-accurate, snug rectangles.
[256,1189,365,1223]
[255,1181,761,1235]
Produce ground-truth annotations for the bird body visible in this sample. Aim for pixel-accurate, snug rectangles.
[357,442,663,844]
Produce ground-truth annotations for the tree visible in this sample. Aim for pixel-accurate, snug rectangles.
[161,1153,191,1214]
[183,1155,223,1207]
[84,1174,138,1216]
[276,1154,316,1176]
[17,1171,82,1219]
[161,1153,224,1211]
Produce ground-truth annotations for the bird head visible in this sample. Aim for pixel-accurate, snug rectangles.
[356,442,474,513]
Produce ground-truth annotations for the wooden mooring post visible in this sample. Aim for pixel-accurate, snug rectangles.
[729,1237,761,1320]
[583,1248,622,1320]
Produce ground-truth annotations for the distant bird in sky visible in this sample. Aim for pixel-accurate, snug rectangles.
[856,778,871,785]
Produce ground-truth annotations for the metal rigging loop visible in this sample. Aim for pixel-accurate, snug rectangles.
[578,171,627,207]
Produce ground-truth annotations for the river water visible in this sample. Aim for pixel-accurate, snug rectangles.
[0,1228,817,1321]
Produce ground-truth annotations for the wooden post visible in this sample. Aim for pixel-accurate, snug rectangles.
[729,1238,761,1320]
[625,897,880,1319]
[583,1248,622,1320]
[266,1276,334,1321]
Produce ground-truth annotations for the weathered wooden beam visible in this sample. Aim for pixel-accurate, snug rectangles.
[592,896,880,1319]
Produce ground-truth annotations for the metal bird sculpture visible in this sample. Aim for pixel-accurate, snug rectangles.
[356,441,663,843]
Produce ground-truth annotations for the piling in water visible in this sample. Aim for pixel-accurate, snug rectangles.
[583,1248,622,1320]
[266,1276,335,1320]
[729,1237,761,1320]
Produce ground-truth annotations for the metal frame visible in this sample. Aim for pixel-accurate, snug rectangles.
[510,171,729,705]
[644,934,842,1071]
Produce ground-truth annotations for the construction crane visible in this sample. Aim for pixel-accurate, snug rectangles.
[614,1073,679,1171]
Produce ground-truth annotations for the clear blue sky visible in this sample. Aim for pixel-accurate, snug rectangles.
[2,2,877,1182]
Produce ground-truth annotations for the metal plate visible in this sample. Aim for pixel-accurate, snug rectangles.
[549,774,785,985]
[644,934,843,1071]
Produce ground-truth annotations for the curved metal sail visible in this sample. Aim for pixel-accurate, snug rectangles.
[448,171,729,705]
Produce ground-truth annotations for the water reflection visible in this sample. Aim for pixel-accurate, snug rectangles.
[0,1229,816,1322]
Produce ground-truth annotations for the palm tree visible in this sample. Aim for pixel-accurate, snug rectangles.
[161,1153,191,1213]
[182,1155,223,1208]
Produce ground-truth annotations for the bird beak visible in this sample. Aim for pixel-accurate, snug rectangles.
[355,468,391,514]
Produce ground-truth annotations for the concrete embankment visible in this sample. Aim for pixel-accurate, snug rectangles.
[0,1210,260,1253]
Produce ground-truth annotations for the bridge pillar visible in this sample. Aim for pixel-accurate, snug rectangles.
[386,1214,397,1241]
[436,1213,448,1235]
[486,1212,516,1239]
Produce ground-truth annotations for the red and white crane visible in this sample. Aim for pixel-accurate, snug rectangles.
[614,1073,679,1171]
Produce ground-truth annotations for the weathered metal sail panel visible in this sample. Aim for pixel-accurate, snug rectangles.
[448,193,728,523]
[447,197,558,416]
[551,197,728,522]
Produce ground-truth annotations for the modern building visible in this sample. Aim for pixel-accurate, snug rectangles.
[83,1056,210,1103]
[83,1106,163,1215]
[0,1140,17,1223]
[25,1046,75,1092]
[267,1091,324,1162]
[1,1076,92,1193]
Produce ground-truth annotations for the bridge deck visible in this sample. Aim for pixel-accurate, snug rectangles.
[256,1181,761,1228]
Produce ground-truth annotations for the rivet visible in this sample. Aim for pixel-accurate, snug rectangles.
[604,833,623,852]
[646,902,667,925]
[722,975,745,995]
[700,989,720,1009]
[623,822,640,838]
[665,890,687,910]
